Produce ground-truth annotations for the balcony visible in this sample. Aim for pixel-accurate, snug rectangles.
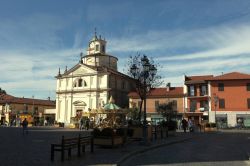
[200,91,208,96]
[199,107,209,112]
[187,92,209,98]
[187,85,208,98]
[185,107,209,113]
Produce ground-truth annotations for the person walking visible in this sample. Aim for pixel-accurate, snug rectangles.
[22,118,28,135]
[79,117,84,130]
[188,119,194,132]
[181,118,188,133]
[85,118,90,130]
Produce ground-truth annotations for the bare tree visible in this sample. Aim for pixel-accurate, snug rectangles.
[127,53,162,121]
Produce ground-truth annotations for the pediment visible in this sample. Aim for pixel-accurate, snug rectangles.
[63,64,97,76]
[73,66,93,75]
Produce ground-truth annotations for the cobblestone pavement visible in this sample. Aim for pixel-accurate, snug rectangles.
[0,127,193,166]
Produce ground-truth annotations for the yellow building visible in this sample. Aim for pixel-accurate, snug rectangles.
[0,93,55,126]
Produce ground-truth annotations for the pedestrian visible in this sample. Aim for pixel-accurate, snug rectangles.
[44,119,47,126]
[177,119,181,130]
[188,119,194,132]
[237,118,243,129]
[79,117,84,130]
[181,118,188,133]
[85,118,90,130]
[22,118,28,135]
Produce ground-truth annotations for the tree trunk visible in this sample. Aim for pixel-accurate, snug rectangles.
[138,99,143,122]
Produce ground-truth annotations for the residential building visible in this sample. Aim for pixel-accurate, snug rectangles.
[55,33,135,126]
[0,92,55,126]
[128,84,184,124]
[184,75,213,125]
[207,72,250,127]
[184,72,250,127]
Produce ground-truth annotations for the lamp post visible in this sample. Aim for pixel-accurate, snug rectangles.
[130,55,157,144]
[213,94,219,126]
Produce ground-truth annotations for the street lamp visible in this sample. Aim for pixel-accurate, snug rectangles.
[130,55,157,145]
[213,94,219,126]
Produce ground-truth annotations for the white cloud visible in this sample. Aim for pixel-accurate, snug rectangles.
[0,47,80,99]
[109,23,250,58]
[0,13,67,50]
[2,5,250,99]
[109,23,250,87]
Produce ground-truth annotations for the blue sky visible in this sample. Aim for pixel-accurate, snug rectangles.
[1,0,250,100]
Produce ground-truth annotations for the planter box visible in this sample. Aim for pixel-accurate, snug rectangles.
[129,126,152,140]
[94,136,123,148]
[204,127,217,132]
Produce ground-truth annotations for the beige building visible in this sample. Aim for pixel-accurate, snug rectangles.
[55,33,135,126]
[0,92,55,126]
[128,84,185,124]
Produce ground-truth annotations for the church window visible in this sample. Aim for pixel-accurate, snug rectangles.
[102,45,105,53]
[95,44,99,51]
[78,78,83,87]
[84,80,87,87]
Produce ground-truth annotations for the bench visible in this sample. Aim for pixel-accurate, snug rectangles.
[51,134,94,161]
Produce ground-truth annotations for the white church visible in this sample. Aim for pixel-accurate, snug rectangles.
[55,32,135,126]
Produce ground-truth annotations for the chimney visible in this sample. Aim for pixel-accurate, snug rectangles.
[48,97,50,101]
[166,82,171,92]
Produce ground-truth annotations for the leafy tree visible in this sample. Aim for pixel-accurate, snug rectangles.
[157,101,177,122]
[0,88,6,94]
[127,107,139,121]
[157,101,177,130]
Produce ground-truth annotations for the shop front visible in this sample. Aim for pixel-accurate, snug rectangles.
[184,112,203,126]
[216,114,228,129]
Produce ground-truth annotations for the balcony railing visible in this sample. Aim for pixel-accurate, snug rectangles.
[200,91,208,96]
[185,107,209,113]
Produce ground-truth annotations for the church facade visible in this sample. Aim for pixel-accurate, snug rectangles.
[55,33,135,126]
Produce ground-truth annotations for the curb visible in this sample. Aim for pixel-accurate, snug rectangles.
[116,137,193,166]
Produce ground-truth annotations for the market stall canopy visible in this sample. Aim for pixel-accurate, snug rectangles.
[103,96,121,111]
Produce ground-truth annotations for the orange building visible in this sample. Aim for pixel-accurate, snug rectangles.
[184,75,213,125]
[184,72,250,127]
[128,84,184,124]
